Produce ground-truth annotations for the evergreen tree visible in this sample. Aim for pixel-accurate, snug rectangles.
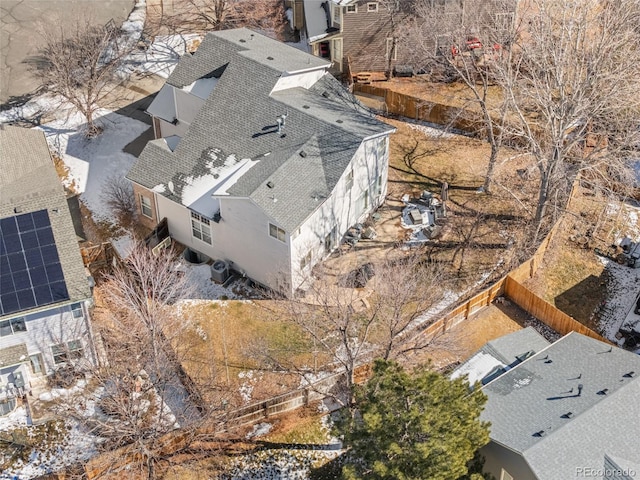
[337,360,490,480]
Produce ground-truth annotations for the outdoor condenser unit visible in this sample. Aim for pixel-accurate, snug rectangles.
[211,260,230,283]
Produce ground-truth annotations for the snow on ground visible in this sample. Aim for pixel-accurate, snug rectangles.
[246,422,273,439]
[597,257,640,348]
[404,117,459,139]
[37,107,149,222]
[176,262,238,300]
[128,33,202,79]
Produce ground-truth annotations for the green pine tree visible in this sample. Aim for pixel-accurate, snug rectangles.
[336,359,490,480]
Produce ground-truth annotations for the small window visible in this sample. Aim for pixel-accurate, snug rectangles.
[377,175,383,195]
[140,194,153,218]
[30,353,44,375]
[71,303,83,319]
[0,317,26,337]
[52,340,84,365]
[191,211,212,244]
[345,169,354,191]
[367,2,378,12]
[385,38,397,61]
[269,223,286,242]
[300,251,312,270]
[333,3,341,23]
[346,4,357,13]
[361,190,369,212]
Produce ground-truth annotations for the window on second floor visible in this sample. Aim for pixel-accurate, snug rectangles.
[345,168,354,191]
[191,211,212,244]
[333,3,341,24]
[0,317,26,337]
[367,2,379,12]
[71,303,84,319]
[140,194,153,218]
[346,4,357,13]
[300,250,312,270]
[269,223,286,242]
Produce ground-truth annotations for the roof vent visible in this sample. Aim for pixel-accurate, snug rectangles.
[322,91,329,98]
[533,430,545,437]
[303,105,310,109]
[544,359,553,364]
[240,39,246,43]
[561,412,574,419]
[267,56,274,60]
[623,371,636,378]
[13,207,22,214]
[267,181,275,189]
[597,388,609,395]
[299,150,307,158]
[336,119,344,124]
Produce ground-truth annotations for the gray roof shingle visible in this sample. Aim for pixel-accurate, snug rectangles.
[0,125,91,319]
[480,332,640,479]
[128,29,393,232]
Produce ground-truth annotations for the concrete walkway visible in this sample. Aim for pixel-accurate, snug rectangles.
[0,0,135,104]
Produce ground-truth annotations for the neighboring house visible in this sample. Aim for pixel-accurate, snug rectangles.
[0,126,96,415]
[454,329,640,480]
[127,28,394,294]
[301,0,518,76]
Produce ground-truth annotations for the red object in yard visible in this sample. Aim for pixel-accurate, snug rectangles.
[451,45,459,57]
[466,37,482,50]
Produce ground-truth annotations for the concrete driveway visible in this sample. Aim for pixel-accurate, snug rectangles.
[0,0,135,104]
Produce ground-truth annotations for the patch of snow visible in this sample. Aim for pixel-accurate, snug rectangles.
[37,103,149,222]
[605,202,640,242]
[451,352,504,385]
[129,34,202,79]
[111,232,135,259]
[174,262,237,300]
[246,422,273,439]
[405,119,457,139]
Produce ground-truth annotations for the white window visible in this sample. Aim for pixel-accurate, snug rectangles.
[377,136,388,159]
[71,303,83,319]
[0,317,26,337]
[300,250,312,270]
[52,340,84,365]
[30,353,44,375]
[140,194,153,218]
[333,3,341,23]
[346,168,354,191]
[269,223,286,242]
[495,12,515,32]
[191,211,212,244]
[346,4,357,13]
[385,38,397,61]
[360,189,369,212]
[367,2,378,12]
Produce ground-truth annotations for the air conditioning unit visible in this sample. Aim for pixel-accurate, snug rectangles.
[211,260,230,283]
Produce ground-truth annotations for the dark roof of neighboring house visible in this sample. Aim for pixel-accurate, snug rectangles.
[128,28,393,232]
[480,332,640,479]
[0,125,91,319]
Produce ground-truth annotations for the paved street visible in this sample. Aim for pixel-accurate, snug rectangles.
[0,0,135,104]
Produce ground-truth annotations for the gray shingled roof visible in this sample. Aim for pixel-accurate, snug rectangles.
[480,332,640,479]
[128,29,393,232]
[0,125,91,319]
[482,326,550,366]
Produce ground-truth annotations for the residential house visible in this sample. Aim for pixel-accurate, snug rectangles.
[301,0,518,77]
[0,126,96,415]
[127,29,395,294]
[454,329,640,480]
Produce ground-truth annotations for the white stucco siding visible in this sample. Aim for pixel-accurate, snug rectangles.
[217,198,292,290]
[290,134,389,288]
[156,194,291,291]
[0,301,94,377]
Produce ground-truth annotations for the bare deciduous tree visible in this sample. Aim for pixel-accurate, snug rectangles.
[279,254,447,406]
[166,0,287,37]
[498,0,640,234]
[101,174,136,227]
[31,17,131,137]
[400,0,518,193]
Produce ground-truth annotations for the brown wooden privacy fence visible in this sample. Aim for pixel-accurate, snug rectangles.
[354,83,481,134]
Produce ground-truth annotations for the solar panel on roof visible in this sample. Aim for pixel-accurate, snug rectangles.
[0,209,70,316]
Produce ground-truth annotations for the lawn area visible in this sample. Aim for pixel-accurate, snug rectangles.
[177,300,323,406]
[384,117,539,282]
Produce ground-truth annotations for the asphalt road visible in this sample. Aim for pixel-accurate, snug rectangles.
[0,0,135,104]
